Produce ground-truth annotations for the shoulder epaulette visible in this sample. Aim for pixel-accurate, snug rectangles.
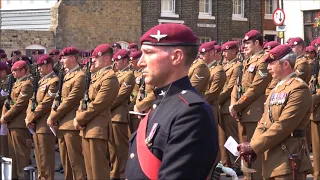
[178,90,205,106]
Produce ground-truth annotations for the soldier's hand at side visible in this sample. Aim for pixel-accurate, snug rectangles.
[73,118,84,130]
[26,122,35,129]
[47,118,54,127]
[229,105,238,118]
[134,105,139,113]
[237,142,257,163]
[0,116,7,124]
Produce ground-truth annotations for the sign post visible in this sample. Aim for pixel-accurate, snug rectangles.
[273,8,286,44]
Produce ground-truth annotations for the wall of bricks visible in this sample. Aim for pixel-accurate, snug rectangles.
[55,0,142,50]
[0,30,55,55]
[261,0,277,31]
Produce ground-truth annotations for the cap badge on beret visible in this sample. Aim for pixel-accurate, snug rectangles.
[268,46,271,50]
[226,46,229,50]
[294,41,298,45]
[202,48,205,52]
[245,36,249,40]
[118,55,122,59]
[98,52,102,56]
[150,30,167,42]
[61,52,64,56]
[130,57,133,60]
[44,60,47,64]
[270,53,274,59]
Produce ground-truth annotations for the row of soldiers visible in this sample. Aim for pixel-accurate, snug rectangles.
[0,42,154,180]
[189,30,320,180]
[0,28,319,179]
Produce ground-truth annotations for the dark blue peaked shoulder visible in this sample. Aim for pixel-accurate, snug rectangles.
[178,90,205,106]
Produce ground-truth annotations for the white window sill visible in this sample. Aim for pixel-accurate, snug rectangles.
[198,14,216,20]
[264,14,273,20]
[232,16,248,21]
[161,13,179,18]
[158,19,185,24]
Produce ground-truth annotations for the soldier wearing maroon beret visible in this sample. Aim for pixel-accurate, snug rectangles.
[200,41,228,172]
[288,37,311,83]
[128,43,139,53]
[25,54,58,180]
[263,41,281,96]
[49,49,61,74]
[219,41,243,173]
[0,53,8,63]
[0,49,5,54]
[112,42,122,53]
[238,44,313,180]
[11,50,22,63]
[109,49,135,179]
[306,46,317,79]
[188,42,211,96]
[125,23,218,180]
[230,30,271,180]
[48,46,86,180]
[1,60,33,179]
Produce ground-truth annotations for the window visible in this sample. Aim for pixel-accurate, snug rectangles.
[303,11,320,45]
[265,0,277,19]
[161,0,179,18]
[232,0,247,21]
[199,0,215,19]
[199,37,212,44]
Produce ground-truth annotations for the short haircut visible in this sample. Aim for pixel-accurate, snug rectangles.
[279,51,297,68]
[251,35,264,46]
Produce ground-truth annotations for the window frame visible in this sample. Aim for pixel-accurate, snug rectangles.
[265,0,277,19]
[232,0,247,21]
[198,0,215,20]
[161,0,179,18]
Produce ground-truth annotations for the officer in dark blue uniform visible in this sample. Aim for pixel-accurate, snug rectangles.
[125,23,219,180]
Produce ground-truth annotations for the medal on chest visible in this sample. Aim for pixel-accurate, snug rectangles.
[248,64,255,72]
[145,123,160,147]
[270,92,287,105]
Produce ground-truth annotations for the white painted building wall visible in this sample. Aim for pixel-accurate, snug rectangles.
[1,0,57,10]
[283,0,320,42]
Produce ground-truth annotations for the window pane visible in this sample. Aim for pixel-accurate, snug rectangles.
[199,0,204,12]
[205,3,209,13]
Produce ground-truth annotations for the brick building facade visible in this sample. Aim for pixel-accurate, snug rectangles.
[0,0,277,55]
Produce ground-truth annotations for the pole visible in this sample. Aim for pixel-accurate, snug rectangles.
[280,0,285,44]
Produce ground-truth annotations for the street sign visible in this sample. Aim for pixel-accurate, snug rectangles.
[278,31,284,39]
[276,25,287,32]
[273,8,285,26]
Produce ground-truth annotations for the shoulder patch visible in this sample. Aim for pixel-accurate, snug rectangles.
[178,90,205,106]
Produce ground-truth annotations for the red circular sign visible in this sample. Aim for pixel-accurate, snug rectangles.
[272,8,285,26]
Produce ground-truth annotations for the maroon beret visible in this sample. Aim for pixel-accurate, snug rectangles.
[0,53,7,59]
[113,49,129,60]
[211,41,218,45]
[112,43,121,48]
[0,62,9,71]
[11,60,27,71]
[140,23,198,46]
[263,41,280,50]
[214,45,221,53]
[129,51,142,61]
[310,39,317,47]
[37,54,53,65]
[49,49,60,55]
[242,30,261,42]
[285,38,292,45]
[315,38,320,47]
[19,55,31,61]
[81,58,90,65]
[288,37,305,47]
[199,42,215,53]
[222,41,239,51]
[60,46,79,56]
[264,45,293,63]
[0,49,5,54]
[128,43,138,49]
[306,46,316,53]
[11,50,21,57]
[92,44,112,58]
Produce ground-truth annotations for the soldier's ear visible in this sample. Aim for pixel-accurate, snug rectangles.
[171,48,184,66]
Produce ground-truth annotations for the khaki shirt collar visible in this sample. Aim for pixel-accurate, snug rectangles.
[275,72,296,90]
[207,60,217,68]
[66,64,79,75]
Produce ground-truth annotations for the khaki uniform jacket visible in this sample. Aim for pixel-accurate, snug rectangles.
[294,55,311,83]
[76,66,119,140]
[0,77,9,117]
[231,50,271,122]
[204,61,226,122]
[2,76,33,128]
[129,70,142,111]
[49,66,85,130]
[188,58,210,95]
[250,75,313,178]
[111,66,135,122]
[219,59,240,115]
[25,72,58,134]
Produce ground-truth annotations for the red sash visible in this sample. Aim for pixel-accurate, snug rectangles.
[137,112,161,179]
